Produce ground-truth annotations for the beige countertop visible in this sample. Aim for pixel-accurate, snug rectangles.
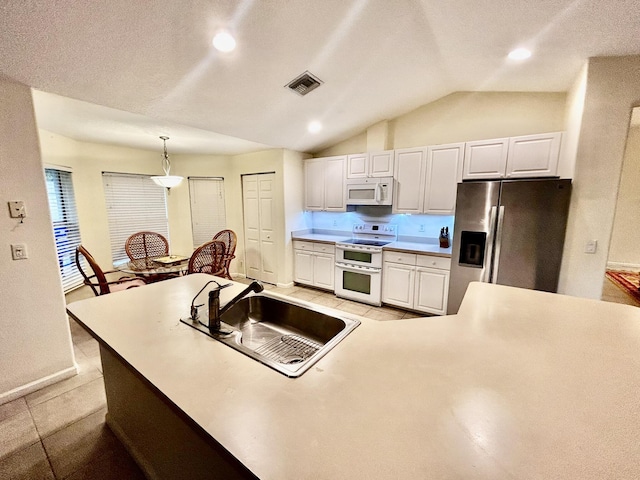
[292,232,452,257]
[67,276,640,479]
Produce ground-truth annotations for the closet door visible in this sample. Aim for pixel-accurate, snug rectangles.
[242,173,277,284]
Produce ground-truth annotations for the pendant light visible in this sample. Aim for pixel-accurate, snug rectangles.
[151,136,183,189]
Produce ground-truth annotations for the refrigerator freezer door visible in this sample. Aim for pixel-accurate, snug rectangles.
[447,181,500,314]
[493,179,571,291]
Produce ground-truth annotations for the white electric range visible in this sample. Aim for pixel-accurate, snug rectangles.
[334,223,397,306]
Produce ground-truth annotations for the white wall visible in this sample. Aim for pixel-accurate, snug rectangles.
[607,122,640,269]
[559,55,640,299]
[316,92,567,156]
[0,80,75,403]
[282,149,310,285]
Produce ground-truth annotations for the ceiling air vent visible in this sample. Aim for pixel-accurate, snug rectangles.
[286,71,323,96]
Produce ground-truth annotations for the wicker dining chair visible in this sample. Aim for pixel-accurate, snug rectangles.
[187,240,227,277]
[125,231,169,260]
[212,229,237,280]
[75,245,147,296]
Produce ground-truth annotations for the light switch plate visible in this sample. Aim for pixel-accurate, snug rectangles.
[585,239,597,254]
[8,201,26,219]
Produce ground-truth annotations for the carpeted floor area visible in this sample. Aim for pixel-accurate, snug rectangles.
[605,270,640,304]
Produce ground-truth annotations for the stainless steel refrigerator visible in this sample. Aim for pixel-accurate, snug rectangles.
[447,178,572,314]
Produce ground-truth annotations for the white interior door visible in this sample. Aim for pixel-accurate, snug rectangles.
[242,173,277,284]
[257,174,277,284]
[242,175,261,280]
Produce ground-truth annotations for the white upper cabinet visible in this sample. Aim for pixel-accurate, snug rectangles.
[393,144,462,215]
[392,147,426,214]
[347,150,394,178]
[463,138,509,180]
[304,156,346,211]
[423,143,464,215]
[463,132,562,180]
[506,132,562,178]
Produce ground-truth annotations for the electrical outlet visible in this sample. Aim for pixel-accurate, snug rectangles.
[419,224,425,232]
[333,220,338,227]
[11,243,28,260]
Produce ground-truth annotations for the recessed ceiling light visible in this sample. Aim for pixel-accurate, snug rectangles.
[308,121,322,133]
[508,48,532,60]
[212,31,236,52]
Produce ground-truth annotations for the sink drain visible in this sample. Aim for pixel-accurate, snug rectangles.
[254,335,322,365]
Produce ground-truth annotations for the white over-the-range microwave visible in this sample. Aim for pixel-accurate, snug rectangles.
[345,177,394,206]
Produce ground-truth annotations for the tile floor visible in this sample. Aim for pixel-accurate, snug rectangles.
[1,276,636,479]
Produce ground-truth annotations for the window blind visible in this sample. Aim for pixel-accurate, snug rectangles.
[102,173,170,265]
[45,167,83,292]
[189,177,226,248]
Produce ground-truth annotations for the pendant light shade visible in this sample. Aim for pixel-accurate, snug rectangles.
[151,136,183,189]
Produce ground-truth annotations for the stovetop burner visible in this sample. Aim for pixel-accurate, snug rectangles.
[348,239,392,247]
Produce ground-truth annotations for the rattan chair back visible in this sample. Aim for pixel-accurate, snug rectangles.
[212,229,237,279]
[125,231,169,260]
[76,245,147,296]
[188,240,227,276]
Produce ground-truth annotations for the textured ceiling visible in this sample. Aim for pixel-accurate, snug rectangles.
[1,0,640,155]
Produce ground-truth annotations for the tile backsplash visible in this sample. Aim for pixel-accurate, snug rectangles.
[310,209,454,240]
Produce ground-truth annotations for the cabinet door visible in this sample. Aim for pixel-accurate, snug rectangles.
[294,250,314,285]
[324,156,346,211]
[347,153,368,179]
[382,262,415,308]
[393,147,426,214]
[463,138,509,180]
[414,267,449,315]
[368,150,394,177]
[304,159,325,210]
[424,143,464,215]
[505,132,562,178]
[313,253,335,290]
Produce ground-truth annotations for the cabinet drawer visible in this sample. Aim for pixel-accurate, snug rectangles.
[293,240,315,251]
[416,255,451,270]
[383,251,417,265]
[313,243,335,254]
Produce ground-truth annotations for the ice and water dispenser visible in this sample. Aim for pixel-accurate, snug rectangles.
[458,231,486,267]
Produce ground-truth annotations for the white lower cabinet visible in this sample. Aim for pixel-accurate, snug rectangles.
[382,251,450,315]
[293,241,335,291]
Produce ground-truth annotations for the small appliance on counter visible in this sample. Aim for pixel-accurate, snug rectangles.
[335,222,397,306]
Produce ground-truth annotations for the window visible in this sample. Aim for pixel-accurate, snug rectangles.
[45,167,83,292]
[189,177,226,248]
[102,173,170,265]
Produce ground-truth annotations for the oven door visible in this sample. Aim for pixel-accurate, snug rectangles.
[336,245,383,269]
[335,262,382,306]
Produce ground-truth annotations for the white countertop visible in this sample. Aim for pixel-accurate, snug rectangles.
[292,232,452,257]
[67,276,640,479]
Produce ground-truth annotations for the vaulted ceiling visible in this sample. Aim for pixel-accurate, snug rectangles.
[1,0,639,154]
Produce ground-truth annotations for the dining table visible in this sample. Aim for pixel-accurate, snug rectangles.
[119,255,190,282]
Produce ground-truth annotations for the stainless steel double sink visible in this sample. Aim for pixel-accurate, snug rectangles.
[182,293,360,377]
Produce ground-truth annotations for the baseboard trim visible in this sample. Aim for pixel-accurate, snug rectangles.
[0,365,78,405]
[606,261,640,271]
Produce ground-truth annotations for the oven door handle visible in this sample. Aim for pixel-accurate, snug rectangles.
[335,262,381,274]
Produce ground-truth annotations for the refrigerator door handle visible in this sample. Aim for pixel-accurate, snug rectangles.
[491,206,505,283]
[482,206,498,282]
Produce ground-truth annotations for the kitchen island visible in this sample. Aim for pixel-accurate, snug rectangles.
[66,274,640,479]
